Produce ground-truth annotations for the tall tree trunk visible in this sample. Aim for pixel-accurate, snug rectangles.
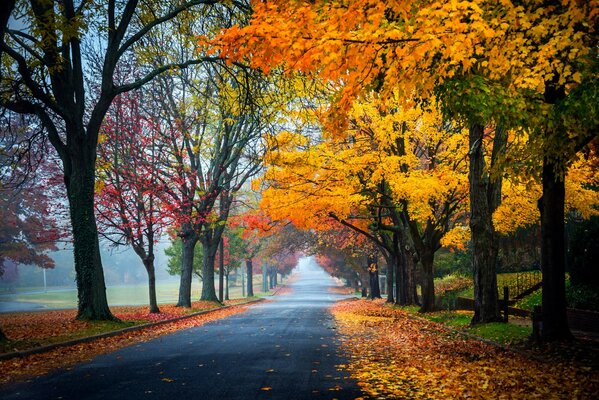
[419,250,435,312]
[368,256,382,299]
[246,258,254,297]
[384,251,395,303]
[540,159,573,340]
[143,257,160,314]
[66,150,114,320]
[225,272,229,301]
[200,239,219,302]
[395,250,404,305]
[262,263,268,292]
[218,238,224,303]
[177,225,197,307]
[406,250,418,305]
[469,123,502,323]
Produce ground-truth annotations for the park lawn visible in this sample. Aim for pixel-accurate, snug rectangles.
[0,275,270,310]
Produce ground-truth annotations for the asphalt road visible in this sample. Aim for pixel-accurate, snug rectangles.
[1,260,363,400]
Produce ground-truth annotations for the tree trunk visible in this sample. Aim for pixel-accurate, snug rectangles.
[540,159,573,340]
[419,251,435,312]
[225,272,229,301]
[0,326,7,342]
[218,238,224,303]
[368,256,382,299]
[385,253,395,303]
[200,239,219,302]
[66,152,115,321]
[177,225,197,307]
[469,123,502,324]
[395,250,404,305]
[406,250,419,305]
[246,258,254,297]
[262,263,268,292]
[143,257,160,314]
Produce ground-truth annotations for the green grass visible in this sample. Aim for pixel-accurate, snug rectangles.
[0,276,270,310]
[467,322,531,344]
[515,289,542,311]
[396,305,531,345]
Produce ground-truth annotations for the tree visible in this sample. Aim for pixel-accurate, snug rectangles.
[164,237,204,285]
[0,0,240,320]
[96,86,169,313]
[216,0,598,339]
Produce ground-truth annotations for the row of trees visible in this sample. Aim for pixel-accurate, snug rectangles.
[0,0,294,343]
[214,0,598,341]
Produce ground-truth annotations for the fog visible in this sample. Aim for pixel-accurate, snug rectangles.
[0,240,176,292]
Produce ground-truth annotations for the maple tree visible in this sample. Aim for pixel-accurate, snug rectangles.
[96,86,169,314]
[258,94,470,311]
[216,0,598,339]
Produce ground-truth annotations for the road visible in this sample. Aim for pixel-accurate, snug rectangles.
[0,259,363,400]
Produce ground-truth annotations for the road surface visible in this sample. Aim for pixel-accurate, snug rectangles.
[0,259,363,400]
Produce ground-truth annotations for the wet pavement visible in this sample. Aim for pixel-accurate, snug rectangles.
[0,258,363,400]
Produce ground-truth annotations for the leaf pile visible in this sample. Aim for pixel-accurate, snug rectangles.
[0,300,240,352]
[332,299,599,399]
[0,302,251,385]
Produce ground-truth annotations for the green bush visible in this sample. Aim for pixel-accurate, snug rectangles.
[434,248,472,278]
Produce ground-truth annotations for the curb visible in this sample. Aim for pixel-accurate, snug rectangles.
[0,297,265,362]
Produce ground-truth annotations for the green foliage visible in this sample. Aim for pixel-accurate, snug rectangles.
[434,248,472,278]
[164,239,204,281]
[433,75,537,128]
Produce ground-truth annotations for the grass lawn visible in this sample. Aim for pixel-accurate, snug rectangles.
[0,275,271,310]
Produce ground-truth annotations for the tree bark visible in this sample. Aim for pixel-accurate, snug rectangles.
[469,122,502,324]
[368,256,382,299]
[143,257,160,314]
[262,263,268,292]
[200,239,219,302]
[177,225,197,307]
[218,238,224,303]
[246,258,254,297]
[540,159,573,340]
[225,272,229,301]
[385,252,395,303]
[66,149,115,321]
[419,250,435,312]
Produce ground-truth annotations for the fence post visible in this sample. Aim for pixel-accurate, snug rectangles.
[503,286,509,323]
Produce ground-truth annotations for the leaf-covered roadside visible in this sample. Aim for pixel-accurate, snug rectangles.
[0,301,251,386]
[332,299,598,399]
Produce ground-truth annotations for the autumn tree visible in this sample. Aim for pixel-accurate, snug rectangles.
[0,0,250,320]
[216,0,598,339]
[96,86,169,313]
